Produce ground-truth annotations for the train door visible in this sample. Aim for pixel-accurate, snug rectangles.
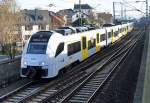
[81,36,88,60]
[96,33,100,52]
[111,29,115,44]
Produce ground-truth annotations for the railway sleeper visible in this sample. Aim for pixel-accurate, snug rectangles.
[36,95,47,99]
[40,93,51,97]
[84,85,99,89]
[94,75,107,78]
[7,99,19,102]
[79,90,94,93]
[32,98,43,102]
[81,88,96,91]
[71,96,89,100]
[69,99,86,103]
[91,78,104,81]
[77,91,92,95]
[74,94,90,98]
[85,83,100,87]
[86,81,101,85]
[16,94,26,97]
[12,96,22,99]
[3,102,13,103]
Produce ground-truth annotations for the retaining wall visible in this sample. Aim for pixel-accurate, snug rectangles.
[0,57,21,88]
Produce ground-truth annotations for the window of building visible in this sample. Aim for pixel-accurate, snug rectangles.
[38,25,46,30]
[25,25,33,31]
[25,35,31,40]
[55,42,64,57]
[67,41,81,56]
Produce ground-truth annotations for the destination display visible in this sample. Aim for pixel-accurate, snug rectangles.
[29,31,52,43]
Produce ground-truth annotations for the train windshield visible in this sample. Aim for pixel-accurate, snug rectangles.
[27,31,52,54]
[27,43,47,54]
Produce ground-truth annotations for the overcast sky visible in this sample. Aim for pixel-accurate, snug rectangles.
[16,0,147,18]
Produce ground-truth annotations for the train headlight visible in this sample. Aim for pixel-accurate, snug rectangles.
[24,61,27,65]
[39,61,45,66]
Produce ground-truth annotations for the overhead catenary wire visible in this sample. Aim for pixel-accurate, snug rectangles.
[122,0,146,14]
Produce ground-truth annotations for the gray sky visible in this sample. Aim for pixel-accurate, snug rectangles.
[16,0,146,18]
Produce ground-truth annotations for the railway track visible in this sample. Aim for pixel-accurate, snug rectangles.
[57,31,144,103]
[65,29,140,75]
[0,81,43,103]
[0,70,89,103]
[41,30,144,103]
[21,30,144,103]
[0,28,143,103]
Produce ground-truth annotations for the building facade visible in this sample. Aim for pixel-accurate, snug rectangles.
[56,9,74,26]
[21,9,65,42]
[97,12,113,26]
[74,4,93,15]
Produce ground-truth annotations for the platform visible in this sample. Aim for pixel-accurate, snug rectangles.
[133,27,150,103]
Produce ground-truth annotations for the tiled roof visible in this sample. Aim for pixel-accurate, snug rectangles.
[74,4,93,9]
[21,9,65,25]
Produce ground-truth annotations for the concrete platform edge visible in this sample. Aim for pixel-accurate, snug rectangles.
[142,28,150,103]
[133,29,149,103]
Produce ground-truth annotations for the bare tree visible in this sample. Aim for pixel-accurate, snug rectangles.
[0,0,21,59]
[88,12,97,24]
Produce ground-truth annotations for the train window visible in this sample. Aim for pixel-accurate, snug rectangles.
[55,42,64,57]
[124,28,125,31]
[82,37,86,49]
[100,34,106,41]
[68,41,81,56]
[93,39,96,47]
[114,31,118,37]
[120,28,122,32]
[27,43,47,54]
[88,39,96,49]
[88,41,92,49]
[108,32,111,38]
[96,33,100,43]
[122,28,124,32]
